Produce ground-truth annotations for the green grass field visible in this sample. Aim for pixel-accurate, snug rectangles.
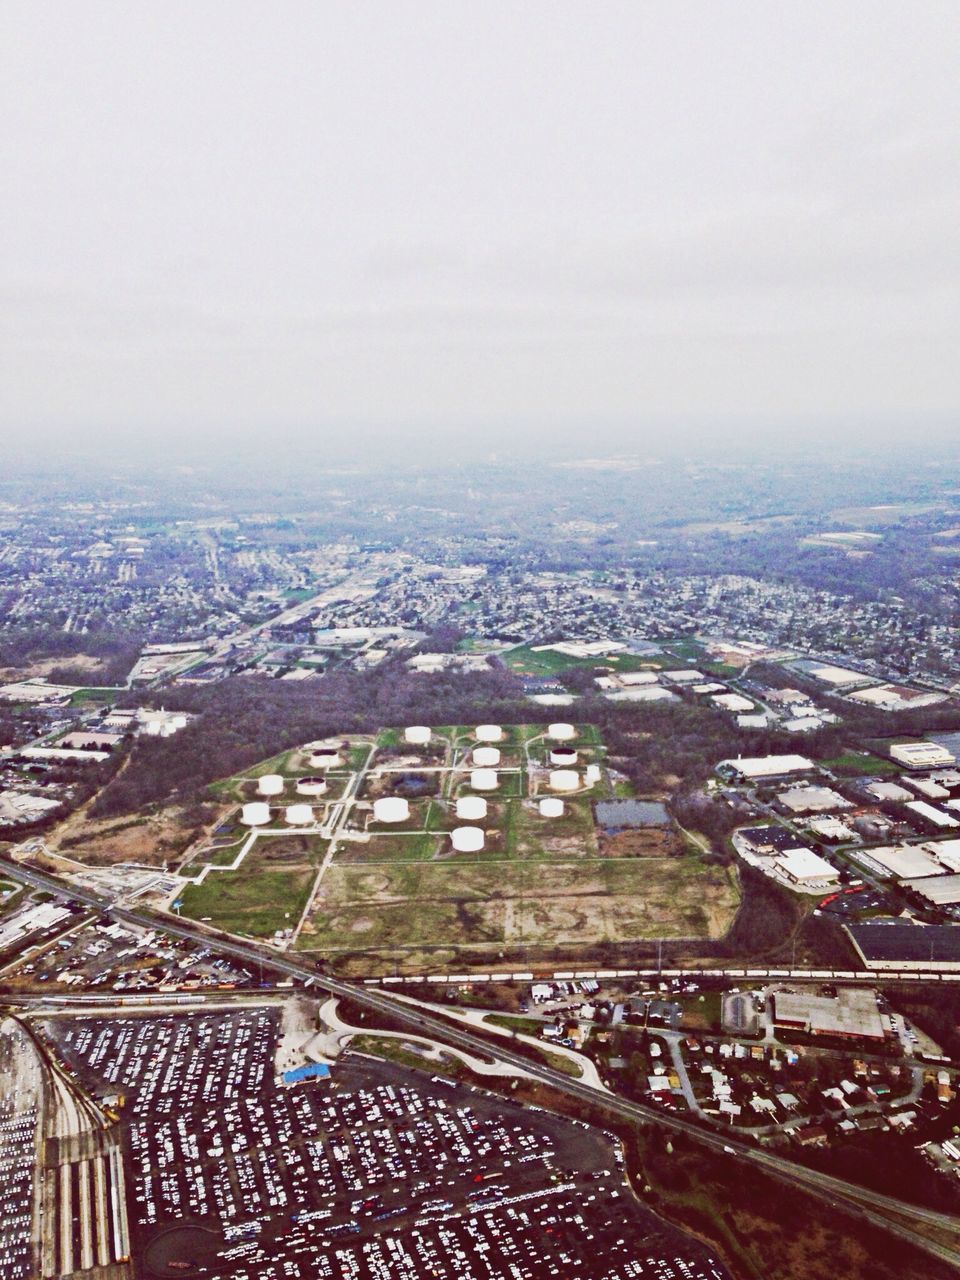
[68,687,125,707]
[178,832,328,936]
[501,645,675,677]
[179,863,315,937]
[821,751,898,777]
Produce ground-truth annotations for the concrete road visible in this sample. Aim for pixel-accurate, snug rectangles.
[2,852,960,1270]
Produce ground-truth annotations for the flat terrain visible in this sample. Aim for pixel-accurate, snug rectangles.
[105,723,739,968]
[179,833,327,937]
[295,724,738,972]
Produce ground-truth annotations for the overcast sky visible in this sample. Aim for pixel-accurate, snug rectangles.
[1,1,958,454]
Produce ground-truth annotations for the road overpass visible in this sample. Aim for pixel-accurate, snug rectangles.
[2,852,959,1270]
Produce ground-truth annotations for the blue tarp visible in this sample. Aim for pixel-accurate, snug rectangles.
[283,1062,330,1084]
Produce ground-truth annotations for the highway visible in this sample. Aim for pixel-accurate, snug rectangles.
[3,852,960,1269]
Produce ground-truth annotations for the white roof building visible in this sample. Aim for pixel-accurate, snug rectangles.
[775,848,839,885]
[890,742,956,770]
[719,754,814,780]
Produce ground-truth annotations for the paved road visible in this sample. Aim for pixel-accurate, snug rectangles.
[2,852,959,1269]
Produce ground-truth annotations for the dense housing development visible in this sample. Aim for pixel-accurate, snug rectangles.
[1,453,960,1280]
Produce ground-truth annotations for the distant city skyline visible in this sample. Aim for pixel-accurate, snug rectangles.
[2,1,958,446]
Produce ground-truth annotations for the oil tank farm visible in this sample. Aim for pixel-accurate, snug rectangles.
[373,796,410,823]
[296,776,327,796]
[472,746,501,767]
[451,826,485,853]
[470,768,499,791]
[475,724,503,742]
[257,774,284,797]
[404,726,431,746]
[456,795,488,820]
[549,769,580,792]
[539,797,565,817]
[548,722,576,741]
[241,802,271,826]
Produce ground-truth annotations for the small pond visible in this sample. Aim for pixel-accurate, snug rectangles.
[594,799,670,831]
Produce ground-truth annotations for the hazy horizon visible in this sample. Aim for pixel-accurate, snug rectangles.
[2,1,958,448]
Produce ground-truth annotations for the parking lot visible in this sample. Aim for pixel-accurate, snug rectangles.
[53,1008,727,1279]
[0,1018,42,1280]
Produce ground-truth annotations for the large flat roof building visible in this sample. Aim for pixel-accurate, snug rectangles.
[889,741,956,770]
[905,800,959,831]
[852,843,945,879]
[773,987,888,1041]
[777,785,851,814]
[775,847,839,886]
[718,754,815,782]
[845,922,960,971]
[901,875,960,907]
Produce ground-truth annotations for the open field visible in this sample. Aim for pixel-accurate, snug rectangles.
[822,751,899,777]
[158,722,741,966]
[501,646,676,677]
[178,833,328,937]
[297,854,738,958]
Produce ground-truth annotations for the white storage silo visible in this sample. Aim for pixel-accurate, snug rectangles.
[309,748,343,770]
[296,776,328,796]
[539,797,565,818]
[472,746,501,767]
[373,796,410,823]
[475,724,503,742]
[404,726,431,746]
[549,769,580,793]
[285,804,314,826]
[548,723,576,741]
[549,747,578,767]
[451,826,484,853]
[258,774,284,797]
[241,802,271,826]
[470,769,499,791]
[456,795,488,821]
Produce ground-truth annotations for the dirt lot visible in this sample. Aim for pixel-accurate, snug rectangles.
[49,804,201,867]
[296,855,739,964]
[598,828,683,858]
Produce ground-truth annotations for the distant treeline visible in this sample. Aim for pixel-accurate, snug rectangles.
[90,649,960,822]
[0,627,143,686]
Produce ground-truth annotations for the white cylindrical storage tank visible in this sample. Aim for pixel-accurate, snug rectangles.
[549,769,580,793]
[171,714,188,729]
[258,774,284,797]
[296,776,328,796]
[549,747,578,767]
[475,724,503,742]
[404,725,431,746]
[472,746,501,767]
[309,748,342,770]
[456,795,488,821]
[585,764,602,785]
[451,826,485,853]
[539,797,565,818]
[241,802,271,826]
[470,768,499,792]
[373,796,410,824]
[548,722,576,741]
[285,804,314,826]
